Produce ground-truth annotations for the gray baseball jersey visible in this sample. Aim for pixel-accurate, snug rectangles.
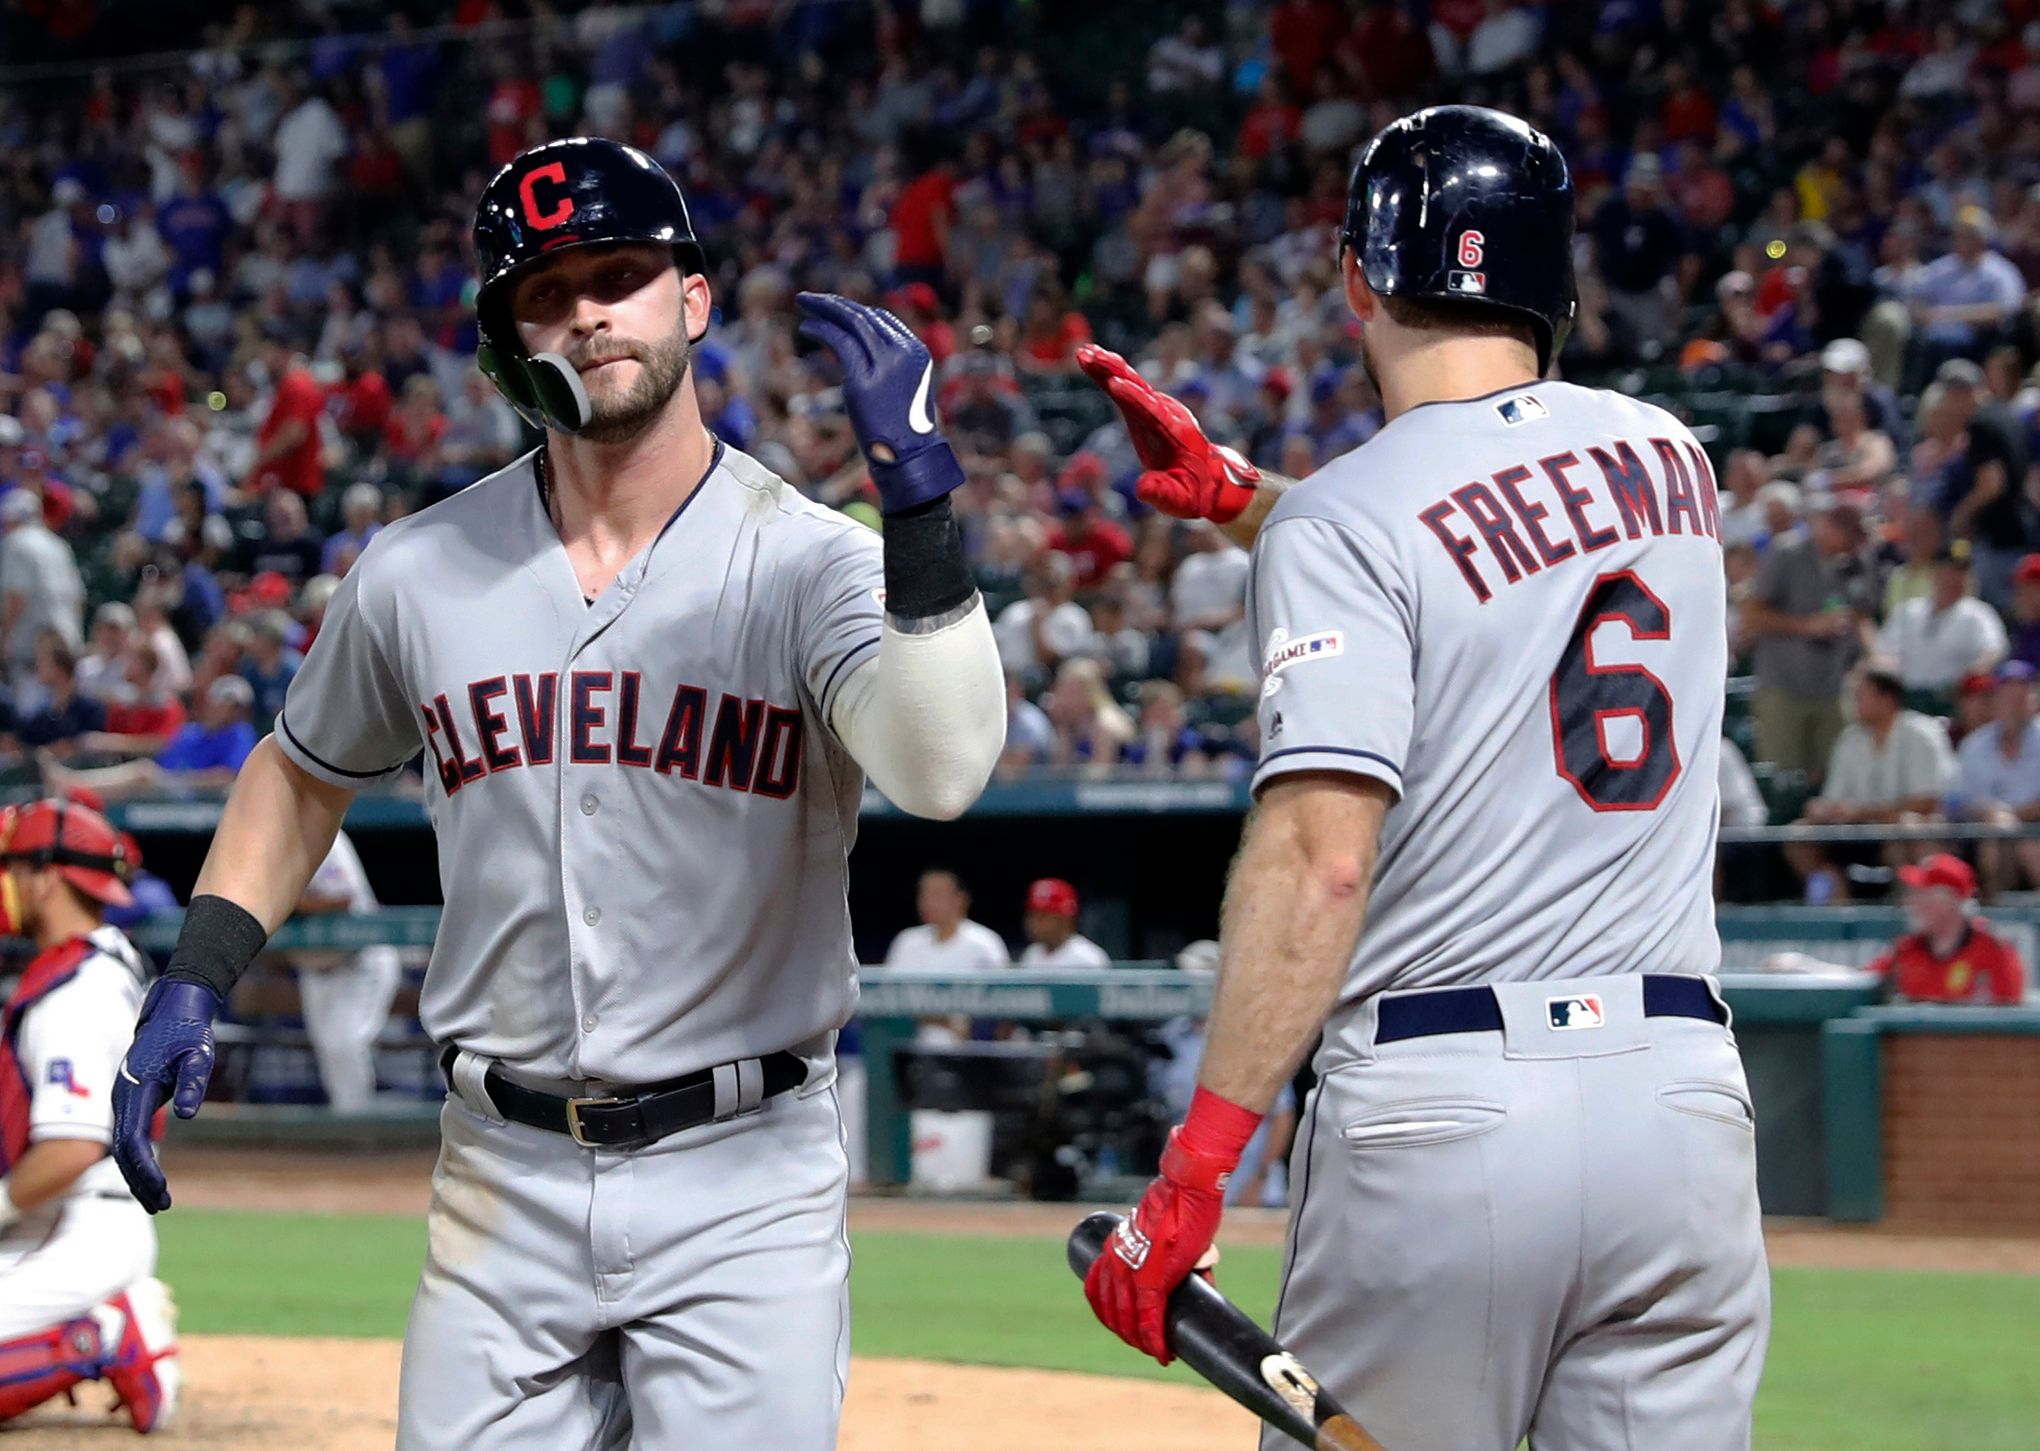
[1252,382,1765,1451]
[1247,380,1726,1068]
[275,442,883,1083]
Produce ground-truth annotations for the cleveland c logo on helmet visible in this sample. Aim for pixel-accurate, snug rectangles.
[518,162,575,230]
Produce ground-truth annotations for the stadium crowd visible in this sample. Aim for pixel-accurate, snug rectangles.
[4,1,2040,896]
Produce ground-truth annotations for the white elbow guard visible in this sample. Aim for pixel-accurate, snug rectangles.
[831,598,1004,819]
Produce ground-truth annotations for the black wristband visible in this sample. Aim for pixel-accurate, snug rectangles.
[881,495,977,622]
[163,894,271,1002]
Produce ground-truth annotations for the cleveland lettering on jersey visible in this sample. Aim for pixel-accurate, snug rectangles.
[420,670,804,799]
[1419,431,1722,603]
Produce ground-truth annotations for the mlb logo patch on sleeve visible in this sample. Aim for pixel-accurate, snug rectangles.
[1497,395,1549,426]
[1545,994,1605,1030]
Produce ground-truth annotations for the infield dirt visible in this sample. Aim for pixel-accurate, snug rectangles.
[6,1338,1259,1450]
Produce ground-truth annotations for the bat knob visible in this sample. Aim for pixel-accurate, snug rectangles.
[1066,1211,1121,1277]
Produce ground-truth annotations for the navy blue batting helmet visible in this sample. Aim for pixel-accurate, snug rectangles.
[471,138,706,429]
[1342,106,1576,373]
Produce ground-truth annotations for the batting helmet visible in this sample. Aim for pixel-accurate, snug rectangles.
[1342,105,1576,374]
[0,798,139,908]
[471,137,707,432]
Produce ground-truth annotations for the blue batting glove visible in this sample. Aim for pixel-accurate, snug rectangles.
[113,978,224,1214]
[795,291,965,514]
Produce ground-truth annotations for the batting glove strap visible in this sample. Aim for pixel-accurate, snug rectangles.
[869,438,966,516]
[1160,1127,1242,1197]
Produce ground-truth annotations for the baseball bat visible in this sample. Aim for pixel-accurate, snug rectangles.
[1067,1212,1386,1451]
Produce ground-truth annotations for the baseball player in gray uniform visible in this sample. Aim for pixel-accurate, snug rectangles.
[1080,107,1768,1450]
[107,138,1005,1450]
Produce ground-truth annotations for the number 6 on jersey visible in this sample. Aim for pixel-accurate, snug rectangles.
[1549,570,1680,812]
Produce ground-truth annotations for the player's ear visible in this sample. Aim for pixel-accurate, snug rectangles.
[1340,249,1375,325]
[682,272,713,345]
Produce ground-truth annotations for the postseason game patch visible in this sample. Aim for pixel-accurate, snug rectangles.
[1264,628,1345,676]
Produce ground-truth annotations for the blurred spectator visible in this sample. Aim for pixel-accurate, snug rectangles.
[1786,668,1955,902]
[1148,17,1225,95]
[248,331,328,498]
[1881,508,1943,621]
[1719,736,1768,831]
[438,371,525,491]
[1907,207,2026,373]
[45,674,257,801]
[2010,555,2040,671]
[1743,497,1861,782]
[241,491,325,584]
[383,374,449,487]
[1865,855,2027,1004]
[993,554,1092,684]
[1935,359,2030,611]
[1588,156,1693,359]
[272,77,349,247]
[1716,451,1770,549]
[76,603,136,703]
[1949,672,1999,750]
[1044,468,1132,588]
[1816,339,1905,446]
[290,829,405,1112]
[1018,878,1110,968]
[1125,679,1206,776]
[883,869,1009,973]
[239,612,303,733]
[999,669,1053,772]
[1045,657,1135,768]
[90,642,188,757]
[321,484,385,577]
[14,636,106,756]
[0,489,84,688]
[1875,545,2007,694]
[1951,663,2040,898]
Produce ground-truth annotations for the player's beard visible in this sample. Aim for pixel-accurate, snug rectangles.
[572,320,692,445]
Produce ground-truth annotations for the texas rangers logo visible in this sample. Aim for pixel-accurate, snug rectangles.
[47,1058,91,1096]
[1546,994,1606,1030]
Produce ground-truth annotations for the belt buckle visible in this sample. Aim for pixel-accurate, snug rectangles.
[565,1095,624,1147]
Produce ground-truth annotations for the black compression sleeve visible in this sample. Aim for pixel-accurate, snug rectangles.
[881,495,977,622]
[163,894,271,1001]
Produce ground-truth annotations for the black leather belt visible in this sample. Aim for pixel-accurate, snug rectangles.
[439,1046,806,1149]
[1375,974,1726,1045]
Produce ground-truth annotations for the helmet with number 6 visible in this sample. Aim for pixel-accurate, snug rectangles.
[471,137,708,430]
[1342,105,1576,374]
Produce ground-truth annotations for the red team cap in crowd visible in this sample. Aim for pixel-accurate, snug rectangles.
[2015,554,2040,587]
[1026,878,1080,917]
[1896,854,1977,900]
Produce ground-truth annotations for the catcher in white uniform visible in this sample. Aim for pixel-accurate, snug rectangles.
[0,798,178,1434]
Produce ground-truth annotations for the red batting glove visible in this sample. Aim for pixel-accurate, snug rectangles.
[1076,344,1260,524]
[1084,1087,1263,1363]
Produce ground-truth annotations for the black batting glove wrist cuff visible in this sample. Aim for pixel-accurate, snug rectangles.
[163,894,270,1002]
[882,495,977,622]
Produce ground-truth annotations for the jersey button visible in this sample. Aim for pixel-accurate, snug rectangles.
[583,908,601,926]
[582,1013,599,1033]
[580,793,599,815]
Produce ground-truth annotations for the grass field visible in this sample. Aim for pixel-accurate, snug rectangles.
[158,1209,2040,1451]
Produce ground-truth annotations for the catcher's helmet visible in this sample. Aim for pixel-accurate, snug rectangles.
[1342,105,1576,373]
[471,137,707,432]
[0,797,139,908]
